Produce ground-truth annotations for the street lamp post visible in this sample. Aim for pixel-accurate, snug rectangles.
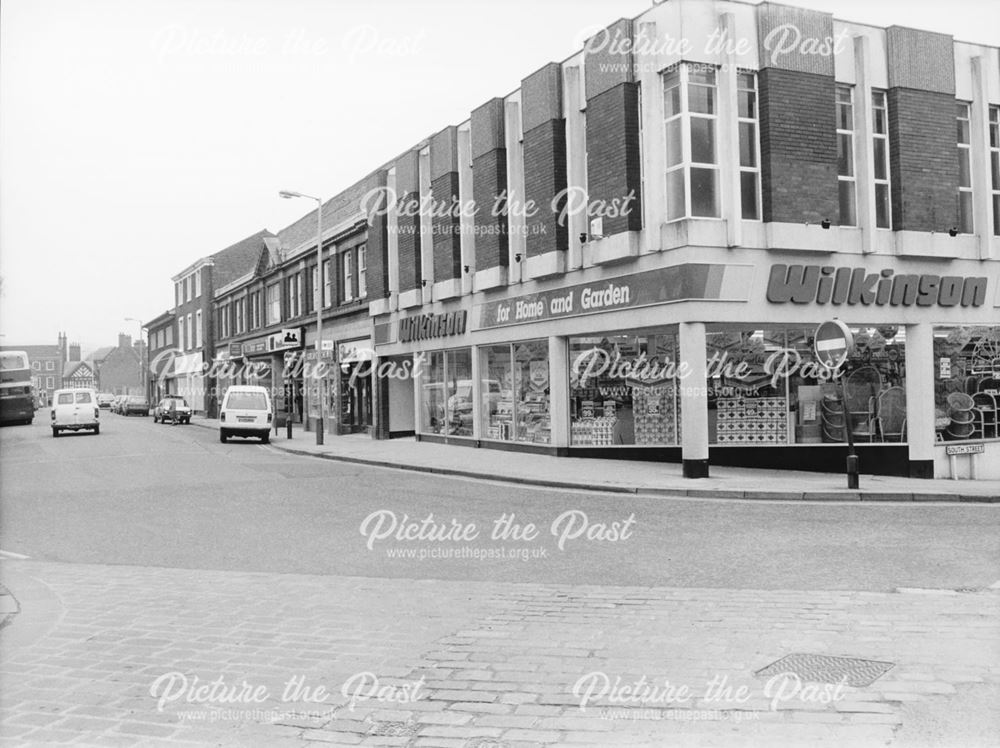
[279,189,324,446]
[124,317,144,399]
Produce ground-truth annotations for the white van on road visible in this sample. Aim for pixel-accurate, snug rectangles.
[51,388,100,437]
[219,386,272,444]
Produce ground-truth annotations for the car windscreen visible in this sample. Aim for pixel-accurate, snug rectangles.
[128,397,148,404]
[226,392,268,410]
[75,392,93,404]
[57,393,74,404]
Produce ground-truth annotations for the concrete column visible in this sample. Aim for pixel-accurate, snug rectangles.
[679,322,709,478]
[970,57,993,260]
[904,323,935,478]
[548,336,569,449]
[717,12,742,248]
[386,168,400,311]
[470,346,482,441]
[563,65,587,271]
[419,148,434,304]
[457,124,476,294]
[505,99,526,283]
[853,34,876,254]
[412,352,423,438]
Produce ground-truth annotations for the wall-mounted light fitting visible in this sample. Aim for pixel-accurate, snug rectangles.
[820,219,831,230]
[948,227,959,237]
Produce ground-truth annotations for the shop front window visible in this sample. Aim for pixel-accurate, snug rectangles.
[419,348,474,437]
[569,331,681,446]
[420,351,446,435]
[445,349,473,437]
[933,326,1000,441]
[707,326,907,445]
[480,341,550,444]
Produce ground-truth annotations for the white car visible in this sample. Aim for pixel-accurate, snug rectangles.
[219,386,272,444]
[51,388,100,437]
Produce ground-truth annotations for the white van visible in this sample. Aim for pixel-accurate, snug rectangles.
[51,388,100,436]
[219,385,272,443]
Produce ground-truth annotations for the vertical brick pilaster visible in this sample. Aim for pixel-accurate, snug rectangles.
[756,3,839,225]
[430,127,461,281]
[471,98,508,271]
[583,20,642,236]
[584,83,643,234]
[395,151,421,291]
[522,62,568,256]
[885,27,958,232]
[758,68,839,224]
[364,170,389,299]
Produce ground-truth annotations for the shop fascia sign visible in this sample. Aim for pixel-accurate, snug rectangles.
[269,327,304,351]
[398,311,467,343]
[767,264,988,307]
[476,263,752,329]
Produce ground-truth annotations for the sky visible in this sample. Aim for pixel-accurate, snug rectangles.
[1,0,997,353]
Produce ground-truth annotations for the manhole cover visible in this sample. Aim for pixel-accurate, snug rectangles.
[755,653,894,687]
[370,720,419,737]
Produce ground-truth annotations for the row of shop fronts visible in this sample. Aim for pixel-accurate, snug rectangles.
[369,251,1000,481]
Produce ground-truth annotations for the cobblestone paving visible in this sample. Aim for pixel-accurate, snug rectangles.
[1,560,997,747]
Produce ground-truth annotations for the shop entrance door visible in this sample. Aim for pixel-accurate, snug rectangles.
[340,365,372,432]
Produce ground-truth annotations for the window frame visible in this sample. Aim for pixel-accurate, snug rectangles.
[836,84,857,227]
[663,63,722,222]
[195,309,203,348]
[989,105,999,237]
[957,101,974,234]
[872,90,892,230]
[737,71,761,221]
[343,251,354,302]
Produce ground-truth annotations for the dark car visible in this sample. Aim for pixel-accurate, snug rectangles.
[153,396,192,424]
[122,396,150,416]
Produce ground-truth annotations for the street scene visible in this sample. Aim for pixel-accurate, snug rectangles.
[2,0,1000,745]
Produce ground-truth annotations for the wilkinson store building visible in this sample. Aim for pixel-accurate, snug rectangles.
[363,0,1000,480]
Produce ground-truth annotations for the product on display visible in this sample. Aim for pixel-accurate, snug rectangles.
[715,396,788,444]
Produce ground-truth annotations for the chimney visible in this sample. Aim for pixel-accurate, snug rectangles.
[58,332,68,362]
[118,333,132,349]
[69,343,81,361]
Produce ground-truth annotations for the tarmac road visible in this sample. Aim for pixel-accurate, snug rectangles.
[2,410,998,592]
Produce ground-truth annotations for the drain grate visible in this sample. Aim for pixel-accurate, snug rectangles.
[755,653,894,687]
[370,720,420,737]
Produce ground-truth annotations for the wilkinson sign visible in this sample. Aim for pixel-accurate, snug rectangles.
[767,265,988,308]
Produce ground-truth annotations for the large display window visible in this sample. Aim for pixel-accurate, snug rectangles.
[419,349,473,437]
[569,331,681,446]
[933,326,1000,441]
[706,326,907,445]
[480,341,550,443]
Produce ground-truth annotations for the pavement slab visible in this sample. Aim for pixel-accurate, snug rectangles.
[1,560,998,746]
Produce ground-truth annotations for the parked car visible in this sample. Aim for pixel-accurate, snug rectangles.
[51,388,100,436]
[219,386,272,443]
[153,396,192,424]
[122,396,150,416]
[96,393,115,409]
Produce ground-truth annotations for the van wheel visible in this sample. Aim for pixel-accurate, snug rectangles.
[261,432,270,444]
[219,430,227,443]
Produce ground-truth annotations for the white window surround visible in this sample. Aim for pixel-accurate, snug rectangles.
[663,64,722,222]
[872,90,892,230]
[957,101,974,234]
[836,84,857,227]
